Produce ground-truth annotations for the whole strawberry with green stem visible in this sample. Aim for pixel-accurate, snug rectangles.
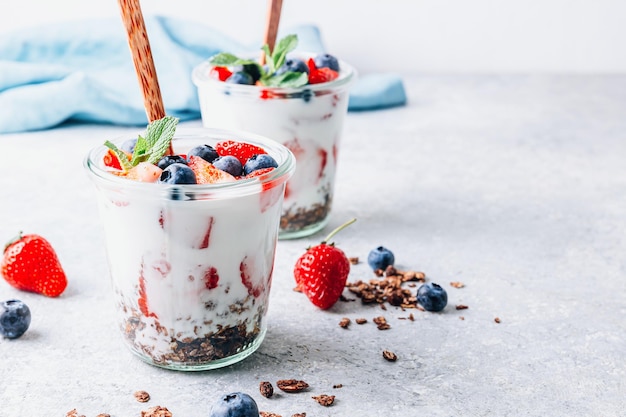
[294,219,355,310]
[1,232,67,297]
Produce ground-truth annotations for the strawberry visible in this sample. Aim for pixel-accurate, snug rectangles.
[216,140,267,166]
[309,68,339,85]
[187,155,236,184]
[293,219,355,309]
[1,232,68,297]
[210,66,232,81]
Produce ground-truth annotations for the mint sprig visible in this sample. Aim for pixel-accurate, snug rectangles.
[104,116,179,171]
[208,34,308,89]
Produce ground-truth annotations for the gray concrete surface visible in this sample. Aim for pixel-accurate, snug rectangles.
[1,74,625,417]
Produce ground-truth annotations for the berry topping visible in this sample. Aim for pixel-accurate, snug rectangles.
[187,155,236,184]
[417,282,448,312]
[232,63,262,83]
[156,155,187,170]
[226,71,254,85]
[0,299,31,339]
[314,53,340,71]
[216,140,267,166]
[103,149,124,170]
[209,66,232,81]
[367,246,395,271]
[212,155,243,177]
[243,154,278,176]
[276,58,309,75]
[1,232,68,297]
[187,144,219,163]
[293,219,355,309]
[209,392,259,417]
[158,163,197,185]
[309,67,339,84]
[124,162,163,182]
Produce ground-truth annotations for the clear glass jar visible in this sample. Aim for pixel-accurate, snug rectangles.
[84,128,295,371]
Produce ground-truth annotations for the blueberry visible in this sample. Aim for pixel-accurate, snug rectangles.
[226,71,254,85]
[121,138,138,154]
[314,53,340,72]
[417,283,448,312]
[276,58,309,75]
[367,246,395,271]
[158,163,197,185]
[301,88,313,103]
[232,63,262,83]
[212,155,243,177]
[188,144,219,163]
[0,299,31,339]
[209,392,259,417]
[157,155,187,170]
[243,154,278,176]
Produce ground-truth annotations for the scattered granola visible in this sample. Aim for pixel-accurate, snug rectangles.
[459,316,465,320]
[450,281,465,288]
[141,406,172,417]
[260,412,282,417]
[495,317,501,324]
[66,410,84,417]
[260,381,274,398]
[312,394,335,407]
[346,265,424,309]
[333,384,343,389]
[96,414,111,417]
[338,317,351,328]
[382,349,398,362]
[291,413,306,417]
[349,257,359,265]
[373,316,390,330]
[355,318,367,324]
[276,379,309,393]
[455,304,469,310]
[134,390,151,403]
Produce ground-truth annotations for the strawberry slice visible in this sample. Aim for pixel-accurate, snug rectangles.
[187,155,236,184]
[210,66,232,81]
[216,140,267,166]
[309,68,339,85]
[307,58,318,73]
[1,232,68,297]
[103,149,123,170]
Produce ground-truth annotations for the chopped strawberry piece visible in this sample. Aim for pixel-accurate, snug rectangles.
[124,162,162,183]
[203,266,219,290]
[187,155,236,184]
[210,66,232,81]
[259,89,277,100]
[307,57,317,73]
[244,167,275,179]
[103,149,122,170]
[309,68,339,85]
[215,140,267,166]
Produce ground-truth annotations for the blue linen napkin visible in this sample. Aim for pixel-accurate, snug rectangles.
[0,16,407,134]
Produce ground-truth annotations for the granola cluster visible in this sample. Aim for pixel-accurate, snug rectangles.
[346,265,426,308]
[280,192,331,232]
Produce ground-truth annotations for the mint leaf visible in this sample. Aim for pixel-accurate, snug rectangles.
[130,135,149,165]
[209,53,241,66]
[261,45,273,72]
[262,71,308,88]
[104,141,133,171]
[146,116,179,164]
[271,34,298,71]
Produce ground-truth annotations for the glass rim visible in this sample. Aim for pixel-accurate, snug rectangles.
[84,127,296,199]
[191,52,357,95]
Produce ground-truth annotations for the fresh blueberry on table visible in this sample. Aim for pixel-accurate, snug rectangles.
[0,299,31,339]
[243,154,278,175]
[157,155,187,170]
[417,283,448,312]
[213,155,243,177]
[314,53,340,72]
[158,163,197,185]
[209,392,259,417]
[367,246,395,271]
[226,71,255,85]
[187,144,219,163]
[276,58,309,75]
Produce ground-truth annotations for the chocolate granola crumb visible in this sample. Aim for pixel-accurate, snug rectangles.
[260,381,274,398]
[96,414,111,417]
[333,384,343,389]
[140,406,172,417]
[459,316,465,320]
[450,281,465,288]
[312,394,335,407]
[349,257,359,265]
[260,412,282,417]
[66,410,84,417]
[338,317,351,328]
[455,304,469,310]
[291,413,306,417]
[383,349,398,362]
[355,318,367,324]
[373,316,391,330]
[134,390,151,403]
[277,379,309,393]
[495,317,501,323]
